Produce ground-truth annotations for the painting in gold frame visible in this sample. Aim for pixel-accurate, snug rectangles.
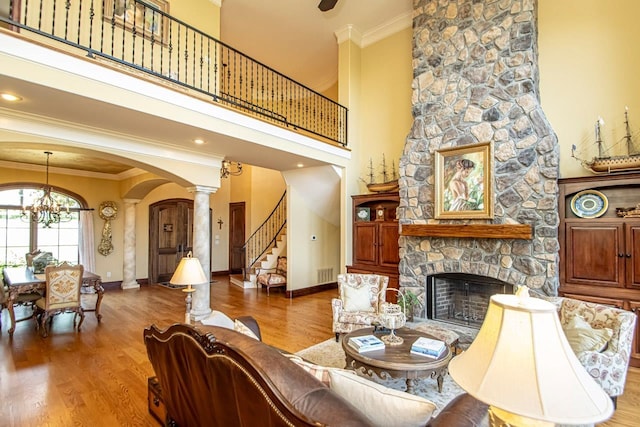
[434,142,493,219]
[104,0,169,43]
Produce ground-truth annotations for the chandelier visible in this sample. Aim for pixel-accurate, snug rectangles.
[22,151,73,228]
[220,160,243,178]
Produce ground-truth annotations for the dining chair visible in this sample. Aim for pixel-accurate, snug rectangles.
[1,274,41,331]
[25,249,42,267]
[34,262,85,337]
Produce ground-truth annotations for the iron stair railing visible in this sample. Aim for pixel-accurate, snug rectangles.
[0,0,348,146]
[243,191,286,280]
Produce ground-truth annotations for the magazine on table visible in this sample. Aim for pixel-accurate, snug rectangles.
[410,337,446,358]
[348,334,385,352]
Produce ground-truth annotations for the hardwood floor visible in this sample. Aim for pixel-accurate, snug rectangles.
[0,277,638,426]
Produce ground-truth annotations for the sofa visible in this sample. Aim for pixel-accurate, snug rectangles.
[144,320,488,426]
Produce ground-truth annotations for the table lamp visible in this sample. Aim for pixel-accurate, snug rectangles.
[169,251,208,324]
[449,287,614,426]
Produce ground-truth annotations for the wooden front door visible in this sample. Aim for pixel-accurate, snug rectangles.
[229,202,246,274]
[149,199,194,284]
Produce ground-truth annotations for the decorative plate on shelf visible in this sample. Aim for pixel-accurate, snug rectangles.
[570,190,608,218]
[355,207,371,222]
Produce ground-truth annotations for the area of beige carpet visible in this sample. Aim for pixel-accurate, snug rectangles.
[295,336,466,415]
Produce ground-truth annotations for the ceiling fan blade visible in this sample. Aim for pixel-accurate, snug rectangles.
[318,0,338,12]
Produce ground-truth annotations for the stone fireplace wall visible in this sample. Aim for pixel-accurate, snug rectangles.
[399,0,560,312]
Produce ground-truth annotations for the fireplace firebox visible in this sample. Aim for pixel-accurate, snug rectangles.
[426,274,514,329]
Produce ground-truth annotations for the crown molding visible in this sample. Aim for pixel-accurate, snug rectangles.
[362,11,412,48]
[335,12,412,48]
[335,24,363,46]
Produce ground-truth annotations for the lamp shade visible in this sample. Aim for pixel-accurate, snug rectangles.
[169,253,208,286]
[449,294,614,425]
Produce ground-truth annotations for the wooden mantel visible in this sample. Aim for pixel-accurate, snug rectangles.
[400,224,533,240]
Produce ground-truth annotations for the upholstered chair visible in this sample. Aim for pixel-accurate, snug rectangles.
[332,273,389,341]
[256,256,287,295]
[34,262,85,337]
[545,296,637,404]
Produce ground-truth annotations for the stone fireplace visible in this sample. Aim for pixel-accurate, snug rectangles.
[398,0,559,321]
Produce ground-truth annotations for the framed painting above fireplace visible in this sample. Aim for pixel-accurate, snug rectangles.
[434,141,494,219]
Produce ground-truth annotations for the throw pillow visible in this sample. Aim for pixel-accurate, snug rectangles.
[562,315,613,353]
[284,354,336,387]
[234,319,259,340]
[342,284,375,312]
[328,369,436,427]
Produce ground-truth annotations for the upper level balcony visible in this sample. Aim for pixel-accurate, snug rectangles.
[0,0,348,152]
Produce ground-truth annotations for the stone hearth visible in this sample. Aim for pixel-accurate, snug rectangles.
[398,0,559,315]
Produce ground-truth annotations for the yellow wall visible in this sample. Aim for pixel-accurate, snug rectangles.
[287,184,340,291]
[250,167,286,228]
[359,27,413,192]
[210,177,231,272]
[172,0,221,39]
[0,166,123,281]
[539,0,640,178]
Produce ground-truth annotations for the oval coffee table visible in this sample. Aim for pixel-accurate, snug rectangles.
[341,327,452,394]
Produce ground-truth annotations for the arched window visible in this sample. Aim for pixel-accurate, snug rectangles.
[0,187,84,267]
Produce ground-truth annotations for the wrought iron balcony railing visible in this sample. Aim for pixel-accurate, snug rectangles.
[0,0,348,146]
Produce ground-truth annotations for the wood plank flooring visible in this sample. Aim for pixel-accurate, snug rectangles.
[0,277,637,426]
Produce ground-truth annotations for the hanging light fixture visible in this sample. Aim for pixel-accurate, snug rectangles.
[21,151,72,228]
[220,160,243,178]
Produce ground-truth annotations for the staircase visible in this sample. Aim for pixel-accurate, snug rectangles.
[230,229,286,289]
[230,191,287,289]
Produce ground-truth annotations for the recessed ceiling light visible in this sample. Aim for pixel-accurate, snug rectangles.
[194,138,205,144]
[1,93,22,102]
[297,163,304,168]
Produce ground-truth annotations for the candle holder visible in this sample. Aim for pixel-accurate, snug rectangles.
[377,289,407,346]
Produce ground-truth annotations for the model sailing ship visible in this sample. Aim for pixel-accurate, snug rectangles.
[572,108,640,174]
[362,155,399,192]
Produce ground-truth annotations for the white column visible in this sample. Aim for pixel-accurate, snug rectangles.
[121,198,141,289]
[188,186,215,320]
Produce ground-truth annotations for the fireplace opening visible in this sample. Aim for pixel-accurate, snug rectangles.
[426,273,514,329]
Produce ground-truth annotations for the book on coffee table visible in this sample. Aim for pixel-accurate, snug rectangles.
[410,336,446,358]
[348,335,385,353]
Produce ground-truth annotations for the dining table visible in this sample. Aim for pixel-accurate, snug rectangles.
[2,266,104,337]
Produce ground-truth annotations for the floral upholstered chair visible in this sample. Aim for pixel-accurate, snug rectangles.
[256,256,287,296]
[331,273,389,341]
[545,296,637,404]
[35,262,85,337]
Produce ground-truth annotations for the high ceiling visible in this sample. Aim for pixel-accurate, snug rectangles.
[221,0,412,90]
[0,0,412,176]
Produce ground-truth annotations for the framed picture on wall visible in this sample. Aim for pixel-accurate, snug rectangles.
[355,207,371,222]
[104,0,169,43]
[434,141,494,219]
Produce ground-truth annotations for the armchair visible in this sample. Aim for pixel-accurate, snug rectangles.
[332,273,389,341]
[34,262,85,337]
[547,296,637,402]
[256,256,287,295]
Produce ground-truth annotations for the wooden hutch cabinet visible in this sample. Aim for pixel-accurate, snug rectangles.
[558,173,640,367]
[347,192,400,300]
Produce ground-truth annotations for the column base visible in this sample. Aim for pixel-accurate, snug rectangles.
[193,307,212,321]
[121,280,140,290]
